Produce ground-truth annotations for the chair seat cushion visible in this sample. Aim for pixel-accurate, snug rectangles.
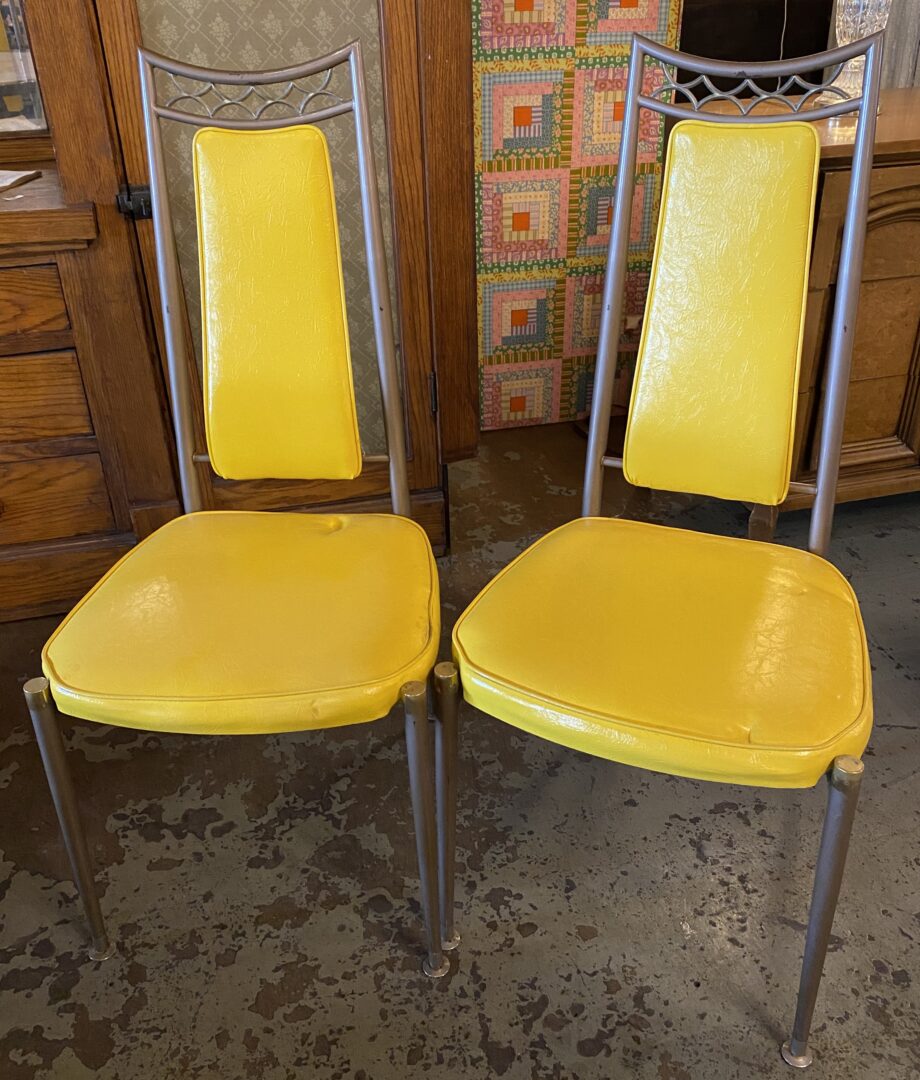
[43,512,439,734]
[452,518,871,788]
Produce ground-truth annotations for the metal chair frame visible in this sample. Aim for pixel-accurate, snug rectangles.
[441,32,884,1068]
[23,41,459,979]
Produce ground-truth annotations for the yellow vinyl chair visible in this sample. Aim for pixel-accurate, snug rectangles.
[448,34,884,1066]
[22,43,456,978]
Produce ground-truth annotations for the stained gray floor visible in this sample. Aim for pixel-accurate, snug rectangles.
[1,423,918,1079]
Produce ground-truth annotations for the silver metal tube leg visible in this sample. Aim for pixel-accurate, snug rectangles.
[402,681,449,978]
[433,662,460,951]
[782,755,864,1069]
[23,677,114,961]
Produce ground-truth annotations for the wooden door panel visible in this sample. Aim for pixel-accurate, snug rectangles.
[851,278,920,383]
[843,376,910,444]
[0,351,92,441]
[0,265,68,336]
[0,454,114,545]
[0,535,133,620]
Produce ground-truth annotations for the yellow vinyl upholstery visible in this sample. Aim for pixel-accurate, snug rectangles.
[453,518,871,789]
[194,125,362,481]
[43,512,438,734]
[623,121,820,506]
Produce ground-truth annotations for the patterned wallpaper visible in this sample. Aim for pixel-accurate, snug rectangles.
[137,0,395,452]
[474,0,683,430]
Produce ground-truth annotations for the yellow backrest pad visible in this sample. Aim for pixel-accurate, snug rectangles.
[193,125,362,480]
[622,120,820,506]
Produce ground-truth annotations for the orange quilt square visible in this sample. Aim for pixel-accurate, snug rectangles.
[510,308,529,328]
[511,210,531,232]
[509,395,527,412]
[514,0,534,11]
[513,104,533,128]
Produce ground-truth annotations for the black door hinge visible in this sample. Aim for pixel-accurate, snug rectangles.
[116,184,153,220]
[428,371,439,415]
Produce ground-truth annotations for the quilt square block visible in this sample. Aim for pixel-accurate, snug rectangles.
[569,166,660,259]
[478,170,570,269]
[481,358,562,428]
[478,66,570,170]
[576,0,674,46]
[476,0,577,57]
[571,59,665,167]
[480,276,561,358]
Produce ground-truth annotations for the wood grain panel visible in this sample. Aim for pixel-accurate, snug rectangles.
[0,455,114,545]
[417,0,478,462]
[852,278,920,383]
[0,533,133,621]
[843,376,908,444]
[0,351,91,441]
[129,500,181,538]
[863,218,920,282]
[0,169,96,246]
[819,164,920,283]
[377,0,440,488]
[0,435,98,464]
[27,0,179,530]
[0,266,68,338]
[210,460,395,512]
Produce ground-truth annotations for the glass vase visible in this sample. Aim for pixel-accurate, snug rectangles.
[832,0,892,99]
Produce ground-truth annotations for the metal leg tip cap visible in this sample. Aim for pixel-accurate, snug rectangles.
[442,931,461,951]
[422,956,450,979]
[89,942,116,962]
[781,1042,813,1069]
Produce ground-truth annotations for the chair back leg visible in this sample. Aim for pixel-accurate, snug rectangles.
[433,662,461,951]
[783,755,864,1068]
[23,678,114,961]
[402,681,449,977]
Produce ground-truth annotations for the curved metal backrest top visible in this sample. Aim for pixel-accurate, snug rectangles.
[583,33,884,557]
[138,42,411,516]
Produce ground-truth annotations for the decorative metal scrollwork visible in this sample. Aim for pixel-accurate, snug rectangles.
[158,67,347,120]
[647,61,849,116]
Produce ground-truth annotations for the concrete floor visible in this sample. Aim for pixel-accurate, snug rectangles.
[0,423,918,1079]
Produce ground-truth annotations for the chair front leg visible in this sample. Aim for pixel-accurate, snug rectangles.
[23,677,114,961]
[433,662,461,951]
[782,755,864,1069]
[402,680,448,978]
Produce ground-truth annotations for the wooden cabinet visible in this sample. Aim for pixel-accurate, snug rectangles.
[786,89,920,511]
[0,0,476,620]
[0,154,178,619]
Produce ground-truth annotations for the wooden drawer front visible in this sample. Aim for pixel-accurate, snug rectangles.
[0,266,69,339]
[0,351,92,442]
[0,454,114,544]
[0,536,132,620]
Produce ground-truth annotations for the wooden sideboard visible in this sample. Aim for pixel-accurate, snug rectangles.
[785,88,920,514]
